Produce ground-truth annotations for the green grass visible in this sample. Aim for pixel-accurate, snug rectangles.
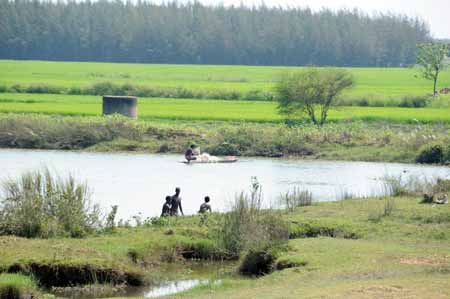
[160,197,450,299]
[1,92,450,123]
[1,197,449,298]
[1,59,450,97]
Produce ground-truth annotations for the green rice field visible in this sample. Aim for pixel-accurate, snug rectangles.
[2,59,450,97]
[1,92,450,123]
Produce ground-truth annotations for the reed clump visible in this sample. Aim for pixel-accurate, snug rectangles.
[218,178,289,275]
[0,168,102,238]
[279,188,314,211]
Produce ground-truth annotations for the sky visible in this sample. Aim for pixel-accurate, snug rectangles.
[159,0,450,38]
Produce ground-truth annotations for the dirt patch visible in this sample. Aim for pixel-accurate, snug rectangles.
[399,254,450,266]
[400,257,437,266]
[350,285,413,298]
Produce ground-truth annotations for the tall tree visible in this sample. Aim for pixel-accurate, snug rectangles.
[416,43,449,96]
[0,1,431,67]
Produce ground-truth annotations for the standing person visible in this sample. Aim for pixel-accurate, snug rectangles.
[161,196,171,217]
[185,144,198,163]
[170,187,184,216]
[199,196,212,213]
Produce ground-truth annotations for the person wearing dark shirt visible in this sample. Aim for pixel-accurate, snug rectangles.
[161,196,171,217]
[170,187,184,216]
[185,144,197,162]
[199,196,212,213]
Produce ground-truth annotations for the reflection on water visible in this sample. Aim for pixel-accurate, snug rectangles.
[1,149,449,219]
[144,279,217,297]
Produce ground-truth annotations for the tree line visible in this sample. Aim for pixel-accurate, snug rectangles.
[0,0,431,66]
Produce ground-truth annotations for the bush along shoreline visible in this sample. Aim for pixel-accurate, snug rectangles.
[1,113,450,164]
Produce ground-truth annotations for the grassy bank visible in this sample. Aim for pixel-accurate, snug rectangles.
[1,196,449,298]
[2,93,450,123]
[1,113,449,163]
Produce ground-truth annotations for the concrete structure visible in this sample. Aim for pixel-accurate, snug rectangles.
[102,96,138,119]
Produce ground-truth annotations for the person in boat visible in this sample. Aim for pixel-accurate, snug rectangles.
[199,196,212,213]
[170,187,184,216]
[161,196,171,217]
[185,144,198,162]
[193,145,201,156]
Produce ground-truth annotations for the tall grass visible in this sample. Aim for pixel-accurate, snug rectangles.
[1,114,450,162]
[0,114,145,150]
[279,188,313,211]
[381,174,437,197]
[0,168,102,238]
[381,174,450,201]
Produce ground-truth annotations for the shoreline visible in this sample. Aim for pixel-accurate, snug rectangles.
[1,196,449,298]
[0,147,449,168]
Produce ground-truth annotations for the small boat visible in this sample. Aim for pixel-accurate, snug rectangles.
[180,156,238,164]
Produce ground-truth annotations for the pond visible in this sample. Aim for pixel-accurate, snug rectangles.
[49,261,230,298]
[1,149,449,220]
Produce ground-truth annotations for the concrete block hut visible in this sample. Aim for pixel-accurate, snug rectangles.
[102,96,138,119]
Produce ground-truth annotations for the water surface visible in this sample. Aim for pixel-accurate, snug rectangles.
[1,149,449,219]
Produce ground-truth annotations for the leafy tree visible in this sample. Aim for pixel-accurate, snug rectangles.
[276,69,353,126]
[416,43,449,96]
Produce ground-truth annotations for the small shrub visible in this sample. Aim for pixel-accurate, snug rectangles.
[399,95,430,108]
[86,81,119,95]
[239,248,277,276]
[68,86,82,95]
[25,84,64,94]
[416,144,445,164]
[209,142,241,156]
[244,90,274,101]
[0,168,102,238]
[148,216,171,227]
